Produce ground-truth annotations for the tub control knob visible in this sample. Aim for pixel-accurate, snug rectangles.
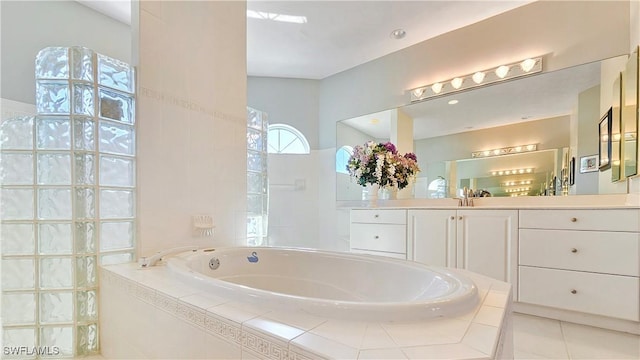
[571,248,578,253]
[570,217,577,222]
[209,257,220,270]
[570,289,577,294]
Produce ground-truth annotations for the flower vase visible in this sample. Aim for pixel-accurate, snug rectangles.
[369,184,380,207]
[388,186,398,200]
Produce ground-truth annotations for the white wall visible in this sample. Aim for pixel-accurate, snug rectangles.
[0,1,131,104]
[573,85,601,195]
[134,1,247,256]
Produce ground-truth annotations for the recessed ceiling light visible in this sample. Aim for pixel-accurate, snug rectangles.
[390,29,406,40]
[448,99,459,105]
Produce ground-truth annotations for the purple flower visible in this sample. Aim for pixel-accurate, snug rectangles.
[404,152,417,161]
[383,142,397,154]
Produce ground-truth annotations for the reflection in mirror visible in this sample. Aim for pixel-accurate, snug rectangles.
[336,59,611,201]
[623,48,638,178]
[612,75,622,182]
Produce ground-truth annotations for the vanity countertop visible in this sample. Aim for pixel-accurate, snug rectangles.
[339,193,640,210]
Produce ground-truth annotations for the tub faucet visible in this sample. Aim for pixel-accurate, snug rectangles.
[138,246,199,268]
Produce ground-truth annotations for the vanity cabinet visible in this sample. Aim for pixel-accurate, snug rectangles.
[518,209,640,321]
[349,209,408,259]
[408,209,518,287]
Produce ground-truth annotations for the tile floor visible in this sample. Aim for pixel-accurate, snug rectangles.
[513,313,640,360]
[80,313,639,359]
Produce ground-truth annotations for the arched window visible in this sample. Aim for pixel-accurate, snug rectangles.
[335,145,353,174]
[267,124,310,154]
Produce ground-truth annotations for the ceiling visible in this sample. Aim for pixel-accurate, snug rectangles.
[77,0,534,79]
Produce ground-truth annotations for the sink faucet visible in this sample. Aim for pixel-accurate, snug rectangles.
[138,246,199,268]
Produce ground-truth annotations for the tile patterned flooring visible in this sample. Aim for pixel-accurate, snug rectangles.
[81,313,640,359]
[513,313,640,360]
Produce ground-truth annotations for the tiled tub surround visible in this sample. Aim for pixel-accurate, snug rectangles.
[100,261,513,359]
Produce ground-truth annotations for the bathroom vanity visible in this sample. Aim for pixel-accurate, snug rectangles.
[348,195,640,334]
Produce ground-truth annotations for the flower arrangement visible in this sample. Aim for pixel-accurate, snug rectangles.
[346,141,420,190]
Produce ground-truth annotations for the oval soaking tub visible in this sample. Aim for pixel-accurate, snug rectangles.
[166,247,479,321]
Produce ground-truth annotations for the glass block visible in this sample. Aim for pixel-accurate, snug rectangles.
[36,81,70,115]
[247,108,262,130]
[99,121,135,155]
[99,88,134,124]
[37,153,71,185]
[77,291,98,322]
[76,323,98,355]
[247,128,263,151]
[1,188,34,220]
[101,252,133,265]
[2,258,35,290]
[74,153,95,185]
[35,47,69,80]
[0,152,34,185]
[39,223,73,255]
[76,256,97,288]
[73,83,95,116]
[247,194,263,213]
[36,117,71,149]
[40,292,73,323]
[1,223,35,255]
[0,116,34,150]
[40,326,73,357]
[2,293,36,325]
[3,328,36,353]
[247,172,265,194]
[246,215,263,237]
[100,156,134,187]
[74,187,95,219]
[73,116,95,151]
[75,222,96,254]
[97,54,134,93]
[40,257,73,289]
[100,189,134,218]
[71,46,94,81]
[100,221,134,251]
[38,188,72,220]
[247,150,265,172]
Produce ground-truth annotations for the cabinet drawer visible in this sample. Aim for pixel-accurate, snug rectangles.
[519,209,640,231]
[351,209,406,224]
[519,229,640,276]
[350,249,407,260]
[350,224,406,253]
[519,266,639,321]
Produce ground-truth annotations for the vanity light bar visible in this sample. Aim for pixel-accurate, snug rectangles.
[504,187,531,193]
[503,180,532,186]
[490,168,534,176]
[408,57,543,102]
[471,144,537,158]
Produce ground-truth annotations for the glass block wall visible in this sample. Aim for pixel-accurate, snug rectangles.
[246,108,268,246]
[0,46,135,358]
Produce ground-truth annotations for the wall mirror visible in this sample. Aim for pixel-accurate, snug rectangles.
[622,48,638,178]
[337,59,615,200]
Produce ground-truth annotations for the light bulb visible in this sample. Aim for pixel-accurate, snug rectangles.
[515,146,522,152]
[483,150,490,156]
[520,58,536,72]
[495,65,510,78]
[451,77,463,89]
[431,82,443,94]
[412,88,426,98]
[526,144,535,151]
[472,71,485,84]
[493,149,500,155]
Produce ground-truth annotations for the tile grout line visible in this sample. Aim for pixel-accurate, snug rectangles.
[558,320,573,360]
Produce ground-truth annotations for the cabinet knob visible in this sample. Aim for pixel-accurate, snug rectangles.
[458,216,463,220]
[374,235,379,239]
[450,216,455,220]
[571,248,578,253]
[374,214,379,218]
[570,289,577,294]
[570,217,577,222]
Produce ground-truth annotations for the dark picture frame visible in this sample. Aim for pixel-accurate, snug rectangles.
[598,107,613,171]
[569,156,576,185]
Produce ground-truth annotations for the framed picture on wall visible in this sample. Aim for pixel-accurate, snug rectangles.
[580,154,598,173]
[569,156,576,184]
[598,107,612,171]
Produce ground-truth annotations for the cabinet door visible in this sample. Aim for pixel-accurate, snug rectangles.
[457,210,518,286]
[408,209,456,267]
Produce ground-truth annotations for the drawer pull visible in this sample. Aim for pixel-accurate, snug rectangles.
[374,214,379,218]
[570,289,577,294]
[571,248,578,253]
[570,217,577,222]
[458,216,463,220]
[450,216,455,220]
[374,235,379,239]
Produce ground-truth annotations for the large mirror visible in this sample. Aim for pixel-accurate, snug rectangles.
[337,59,615,200]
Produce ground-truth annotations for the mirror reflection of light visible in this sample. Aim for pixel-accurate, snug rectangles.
[431,82,443,94]
[472,71,485,84]
[520,58,536,72]
[495,65,510,78]
[451,77,463,89]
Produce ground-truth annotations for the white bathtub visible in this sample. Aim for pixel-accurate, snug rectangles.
[167,247,479,321]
